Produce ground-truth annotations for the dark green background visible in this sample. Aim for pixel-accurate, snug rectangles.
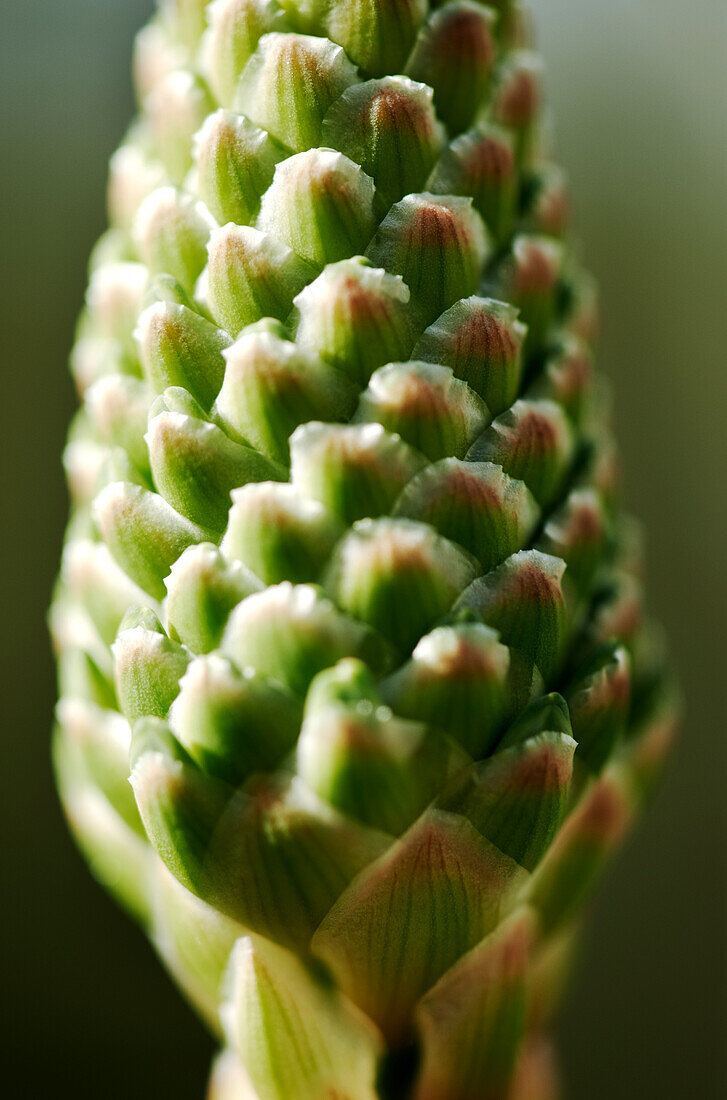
[2,1,724,1095]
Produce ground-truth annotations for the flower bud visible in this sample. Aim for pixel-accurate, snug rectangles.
[193,110,285,226]
[165,542,262,653]
[202,0,288,106]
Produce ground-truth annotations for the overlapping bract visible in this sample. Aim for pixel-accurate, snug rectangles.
[52,2,676,1098]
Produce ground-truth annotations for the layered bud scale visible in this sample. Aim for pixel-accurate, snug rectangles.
[52,2,677,1098]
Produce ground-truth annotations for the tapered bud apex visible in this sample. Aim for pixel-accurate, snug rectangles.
[312,810,527,1044]
[136,300,230,409]
[222,482,343,584]
[258,149,377,267]
[134,187,214,293]
[236,33,358,153]
[170,654,301,785]
[193,111,285,227]
[293,258,414,385]
[108,145,167,232]
[406,2,497,135]
[324,517,479,654]
[113,608,190,721]
[468,398,575,508]
[366,193,490,326]
[355,361,490,461]
[394,458,540,571]
[202,0,288,107]
[147,69,213,183]
[413,910,537,1100]
[160,0,209,51]
[567,645,631,774]
[525,165,570,238]
[166,543,262,654]
[222,583,385,695]
[323,0,426,77]
[215,322,356,464]
[492,50,543,154]
[538,487,609,595]
[380,623,512,758]
[86,375,152,475]
[428,124,518,245]
[499,235,566,355]
[201,224,311,335]
[133,22,186,103]
[290,421,426,524]
[61,539,151,646]
[532,335,593,424]
[93,481,210,599]
[457,550,569,683]
[56,698,138,830]
[221,935,383,1100]
[86,262,148,345]
[414,297,525,417]
[323,77,443,210]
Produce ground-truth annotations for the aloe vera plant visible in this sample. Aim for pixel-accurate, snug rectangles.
[51,1,677,1096]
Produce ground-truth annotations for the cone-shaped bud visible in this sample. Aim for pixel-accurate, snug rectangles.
[160,0,209,51]
[136,300,230,410]
[152,863,247,1032]
[58,645,117,711]
[324,518,480,654]
[537,487,608,596]
[498,235,566,355]
[531,335,593,425]
[143,270,202,313]
[193,111,285,227]
[147,397,283,533]
[528,770,634,933]
[492,50,543,156]
[312,809,527,1044]
[93,481,210,599]
[215,321,356,464]
[355,361,490,461]
[147,69,213,183]
[297,659,454,836]
[394,459,540,571]
[406,2,497,135]
[566,645,631,774]
[413,297,525,416]
[292,259,414,385]
[221,935,382,1100]
[467,398,575,508]
[108,144,167,232]
[366,194,490,326]
[85,375,153,474]
[380,623,512,758]
[170,653,301,784]
[323,0,426,77]
[166,543,262,653]
[525,164,570,238]
[222,482,343,584]
[56,698,139,832]
[113,606,190,721]
[290,421,426,524]
[133,21,187,103]
[222,583,385,695]
[61,539,152,646]
[235,33,358,153]
[428,125,518,246]
[437,732,576,871]
[564,266,600,347]
[590,571,644,651]
[86,262,148,345]
[70,333,138,396]
[202,0,288,107]
[413,909,537,1100]
[133,186,214,293]
[63,438,114,508]
[201,224,312,335]
[499,692,573,751]
[257,149,377,268]
[457,550,568,683]
[322,78,443,211]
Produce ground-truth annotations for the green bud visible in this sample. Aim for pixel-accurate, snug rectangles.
[61,538,152,646]
[566,645,631,774]
[133,186,214,293]
[530,335,594,425]
[322,0,426,77]
[85,261,148,346]
[201,223,311,335]
[525,164,570,238]
[393,458,540,571]
[290,421,427,524]
[133,21,186,104]
[165,542,262,653]
[498,235,566,357]
[406,2,497,135]
[324,518,479,655]
[113,607,190,721]
[57,645,118,711]
[499,692,573,751]
[537,487,609,596]
[366,194,490,326]
[202,0,288,107]
[108,144,166,232]
[170,653,301,785]
[258,149,377,268]
[135,300,231,409]
[355,361,490,461]
[86,375,153,474]
[492,50,543,158]
[322,77,443,211]
[93,481,210,600]
[413,297,525,416]
[292,258,414,385]
[467,398,575,508]
[236,33,358,153]
[193,110,285,227]
[427,125,518,246]
[214,322,356,464]
[147,69,213,183]
[160,0,209,52]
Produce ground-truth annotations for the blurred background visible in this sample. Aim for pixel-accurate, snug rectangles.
[1,0,725,1096]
